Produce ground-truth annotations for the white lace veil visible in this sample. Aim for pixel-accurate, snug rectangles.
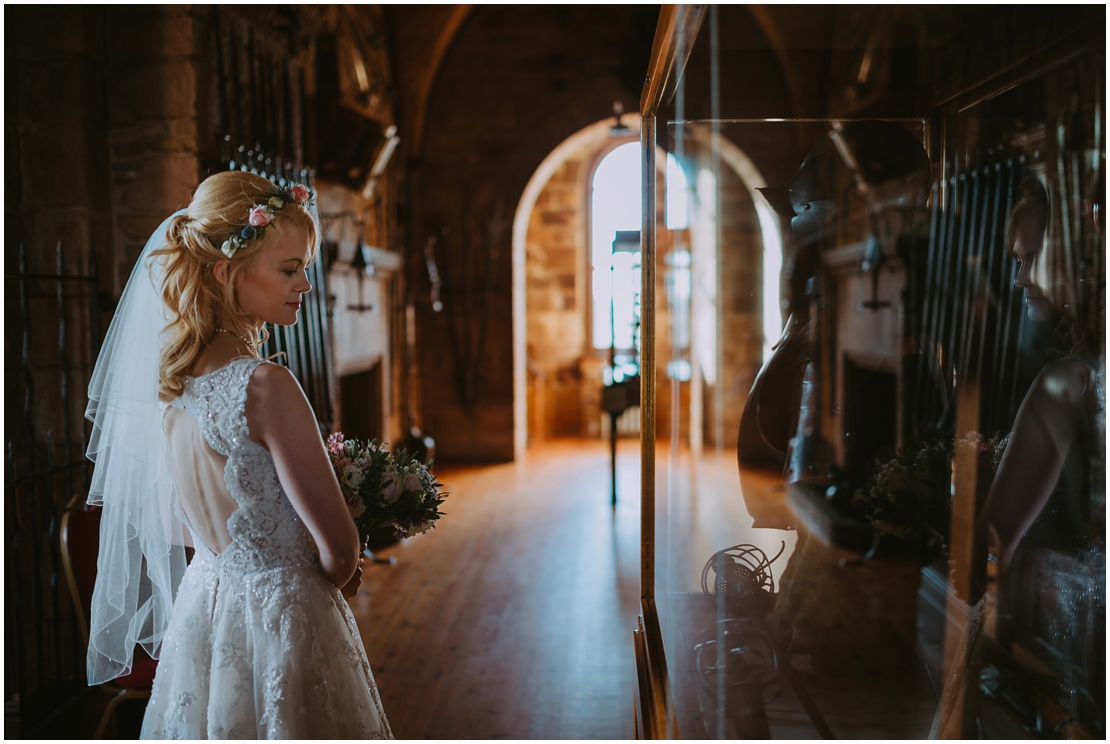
[85,211,189,685]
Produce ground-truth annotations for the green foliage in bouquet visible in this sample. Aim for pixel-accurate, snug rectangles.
[326,433,448,542]
[856,432,1006,544]
[855,439,954,542]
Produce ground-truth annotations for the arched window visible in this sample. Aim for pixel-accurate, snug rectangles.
[590,143,689,365]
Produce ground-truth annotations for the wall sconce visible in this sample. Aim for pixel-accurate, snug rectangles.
[361,125,400,199]
[347,243,377,313]
[609,100,632,138]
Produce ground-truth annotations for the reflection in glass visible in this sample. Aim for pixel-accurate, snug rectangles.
[648,9,1104,736]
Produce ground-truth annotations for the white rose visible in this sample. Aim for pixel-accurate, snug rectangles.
[343,465,365,490]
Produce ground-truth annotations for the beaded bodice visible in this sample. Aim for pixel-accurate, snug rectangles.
[171,357,317,573]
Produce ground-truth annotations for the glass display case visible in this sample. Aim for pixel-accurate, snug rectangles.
[635,6,1104,739]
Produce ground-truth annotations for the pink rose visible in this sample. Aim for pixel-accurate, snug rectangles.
[291,185,310,204]
[381,472,400,503]
[248,207,272,227]
[345,490,366,519]
[403,473,422,493]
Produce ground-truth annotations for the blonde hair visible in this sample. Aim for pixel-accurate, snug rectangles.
[154,171,320,402]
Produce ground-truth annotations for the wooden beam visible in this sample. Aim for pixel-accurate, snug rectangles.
[411,5,473,159]
[640,6,679,116]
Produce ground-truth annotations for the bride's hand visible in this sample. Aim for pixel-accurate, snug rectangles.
[340,552,365,599]
[339,540,369,599]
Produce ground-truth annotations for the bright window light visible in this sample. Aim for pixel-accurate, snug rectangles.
[591,144,689,350]
[591,143,641,350]
[666,155,689,230]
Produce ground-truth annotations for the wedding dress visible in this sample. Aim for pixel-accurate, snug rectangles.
[140,357,392,739]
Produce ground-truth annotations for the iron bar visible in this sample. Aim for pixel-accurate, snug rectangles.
[1057,116,1078,316]
[9,239,103,720]
[995,164,1020,430]
[990,158,1016,430]
[53,241,78,682]
[955,155,985,377]
[6,440,27,717]
[975,161,1004,427]
[213,9,231,141]
[230,13,244,145]
[916,187,941,427]
[45,429,63,683]
[1091,66,1103,336]
[19,243,48,691]
[1006,289,1027,428]
[1070,146,1083,324]
[88,248,101,379]
[306,282,323,411]
[932,170,960,424]
[57,241,76,529]
[989,160,1013,426]
[914,181,945,431]
[949,168,974,394]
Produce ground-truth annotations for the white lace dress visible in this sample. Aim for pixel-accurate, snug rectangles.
[141,358,392,739]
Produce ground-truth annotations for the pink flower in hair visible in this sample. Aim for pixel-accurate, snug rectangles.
[248,207,272,227]
[291,184,310,205]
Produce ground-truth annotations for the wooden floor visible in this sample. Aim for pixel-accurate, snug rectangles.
[45,439,937,739]
[351,439,642,740]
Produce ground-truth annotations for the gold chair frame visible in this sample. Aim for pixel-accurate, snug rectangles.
[59,493,153,739]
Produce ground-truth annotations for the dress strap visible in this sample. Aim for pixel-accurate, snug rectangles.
[179,357,265,458]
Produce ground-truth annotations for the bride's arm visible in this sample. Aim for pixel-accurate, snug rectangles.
[244,362,360,589]
[978,357,1091,573]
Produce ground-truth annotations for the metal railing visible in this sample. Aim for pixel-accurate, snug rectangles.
[221,137,335,434]
[6,242,101,735]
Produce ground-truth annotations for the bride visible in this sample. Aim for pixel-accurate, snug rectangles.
[85,170,392,738]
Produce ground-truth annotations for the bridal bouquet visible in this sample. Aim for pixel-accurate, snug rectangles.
[325,432,447,541]
[856,438,953,542]
[856,431,1006,544]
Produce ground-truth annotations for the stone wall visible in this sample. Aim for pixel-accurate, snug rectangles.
[10,8,117,449]
[711,160,765,449]
[6,10,402,722]
[407,5,655,460]
[104,6,205,294]
[525,143,591,439]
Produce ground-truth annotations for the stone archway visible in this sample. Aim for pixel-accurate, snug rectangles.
[511,121,784,457]
[511,119,640,456]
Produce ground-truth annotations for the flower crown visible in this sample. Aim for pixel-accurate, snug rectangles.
[220,184,314,258]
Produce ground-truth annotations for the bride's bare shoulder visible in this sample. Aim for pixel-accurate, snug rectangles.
[247,361,306,403]
[244,362,315,446]
[1032,357,1091,405]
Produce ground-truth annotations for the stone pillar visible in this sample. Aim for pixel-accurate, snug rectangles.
[103,5,202,296]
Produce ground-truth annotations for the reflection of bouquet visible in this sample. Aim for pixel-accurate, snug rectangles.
[857,432,1006,543]
[856,439,953,542]
[325,432,447,541]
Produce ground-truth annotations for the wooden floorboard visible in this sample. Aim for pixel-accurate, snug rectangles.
[351,439,641,740]
[46,440,935,739]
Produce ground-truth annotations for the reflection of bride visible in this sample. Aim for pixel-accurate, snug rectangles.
[932,176,1104,737]
[85,171,392,738]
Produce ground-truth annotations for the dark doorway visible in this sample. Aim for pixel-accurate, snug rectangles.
[844,359,898,481]
[339,363,383,442]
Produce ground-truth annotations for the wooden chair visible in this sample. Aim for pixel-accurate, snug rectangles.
[60,494,158,739]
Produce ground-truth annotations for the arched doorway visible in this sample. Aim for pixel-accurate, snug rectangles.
[511,121,779,457]
[512,119,636,455]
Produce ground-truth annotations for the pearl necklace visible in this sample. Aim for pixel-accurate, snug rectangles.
[214,327,256,350]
